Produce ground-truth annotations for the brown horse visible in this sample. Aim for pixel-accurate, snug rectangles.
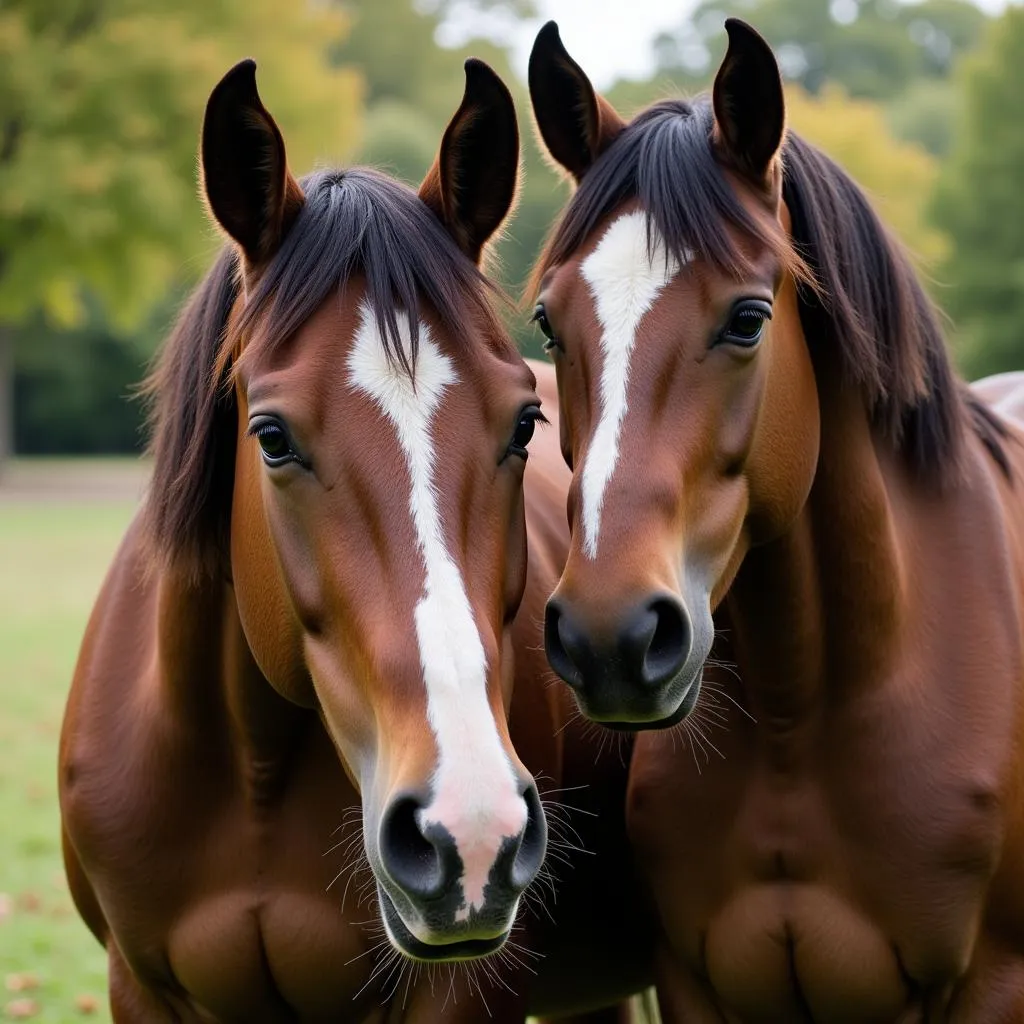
[59,58,652,1022]
[528,18,1024,1022]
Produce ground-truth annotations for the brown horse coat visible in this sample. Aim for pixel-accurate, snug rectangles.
[528,17,1024,1023]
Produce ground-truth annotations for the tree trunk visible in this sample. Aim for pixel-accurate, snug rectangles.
[0,323,13,475]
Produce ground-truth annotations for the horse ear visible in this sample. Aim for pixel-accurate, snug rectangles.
[201,60,304,268]
[528,21,626,182]
[712,19,786,187]
[418,59,519,265]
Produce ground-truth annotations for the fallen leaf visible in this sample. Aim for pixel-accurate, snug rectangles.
[0,896,9,922]
[4,999,39,1019]
[74,995,98,1015]
[3,976,37,993]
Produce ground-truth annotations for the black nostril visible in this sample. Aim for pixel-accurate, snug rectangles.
[378,794,454,902]
[511,783,547,891]
[544,598,585,690]
[645,596,690,684]
[622,595,691,689]
[490,781,547,897]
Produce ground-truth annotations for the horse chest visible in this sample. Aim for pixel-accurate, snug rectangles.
[124,788,403,1022]
[168,886,384,1022]
[629,679,1009,1022]
[70,709,391,1020]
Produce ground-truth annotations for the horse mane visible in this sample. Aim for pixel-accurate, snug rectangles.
[142,167,509,581]
[533,97,1011,487]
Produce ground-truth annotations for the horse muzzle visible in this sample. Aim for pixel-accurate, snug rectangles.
[545,591,705,727]
[371,782,547,960]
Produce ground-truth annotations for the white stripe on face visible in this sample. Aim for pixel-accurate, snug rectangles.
[348,303,526,923]
[579,211,685,559]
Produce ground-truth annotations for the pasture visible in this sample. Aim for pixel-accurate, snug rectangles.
[0,460,145,1023]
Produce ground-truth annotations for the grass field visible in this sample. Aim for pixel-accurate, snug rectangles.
[0,461,145,1022]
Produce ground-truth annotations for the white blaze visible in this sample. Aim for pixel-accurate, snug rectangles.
[348,303,525,922]
[579,211,684,559]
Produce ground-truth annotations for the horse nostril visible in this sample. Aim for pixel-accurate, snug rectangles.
[622,595,691,689]
[544,598,586,690]
[378,794,453,902]
[510,782,547,891]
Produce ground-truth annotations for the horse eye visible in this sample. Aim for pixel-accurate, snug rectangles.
[531,303,560,350]
[507,407,544,460]
[252,420,298,467]
[719,300,773,348]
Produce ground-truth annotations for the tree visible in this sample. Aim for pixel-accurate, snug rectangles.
[0,1,361,466]
[338,0,479,185]
[932,6,1024,379]
[654,0,987,100]
[885,78,960,158]
[785,84,948,269]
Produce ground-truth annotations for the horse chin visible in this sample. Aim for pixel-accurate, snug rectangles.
[593,668,704,732]
[377,886,510,963]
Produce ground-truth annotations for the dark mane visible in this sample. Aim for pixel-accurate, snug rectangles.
[534,97,1010,486]
[143,167,508,580]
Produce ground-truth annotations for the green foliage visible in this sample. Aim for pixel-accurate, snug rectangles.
[654,0,987,100]
[932,6,1024,378]
[885,78,959,157]
[340,0,567,357]
[336,1,458,122]
[359,100,441,185]
[786,84,949,267]
[0,0,362,456]
[13,291,181,454]
[0,0,361,330]
[333,0,529,128]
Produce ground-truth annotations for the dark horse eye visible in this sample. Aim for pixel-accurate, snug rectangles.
[719,299,773,348]
[507,407,544,460]
[531,303,560,351]
[252,420,299,467]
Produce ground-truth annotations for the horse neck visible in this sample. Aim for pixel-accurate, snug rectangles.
[155,567,309,805]
[722,348,908,728]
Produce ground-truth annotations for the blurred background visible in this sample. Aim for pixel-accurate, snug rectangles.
[0,0,1022,1018]
[2,0,1023,464]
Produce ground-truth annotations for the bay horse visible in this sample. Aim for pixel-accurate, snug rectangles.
[59,57,652,1022]
[528,18,1024,1022]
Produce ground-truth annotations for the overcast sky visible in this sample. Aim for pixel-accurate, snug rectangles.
[507,0,689,88]
[438,0,1016,90]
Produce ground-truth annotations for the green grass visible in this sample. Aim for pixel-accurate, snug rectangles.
[0,493,138,1022]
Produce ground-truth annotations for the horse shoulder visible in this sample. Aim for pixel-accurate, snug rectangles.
[59,508,211,927]
[60,509,161,836]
